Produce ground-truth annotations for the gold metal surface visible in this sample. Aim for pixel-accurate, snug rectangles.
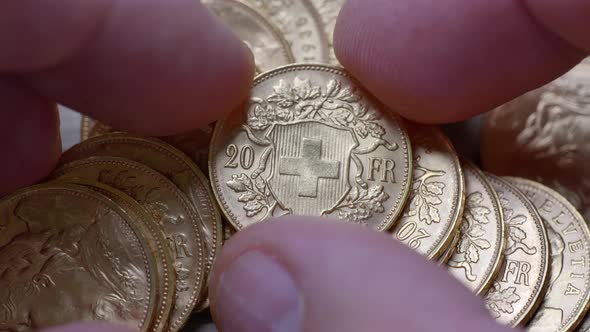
[209,64,412,231]
[481,59,590,222]
[0,183,160,331]
[204,0,294,72]
[51,157,206,332]
[60,134,222,285]
[447,160,505,295]
[242,0,330,63]
[484,175,550,327]
[309,0,345,65]
[508,178,590,332]
[438,232,460,265]
[391,124,464,259]
[57,180,176,332]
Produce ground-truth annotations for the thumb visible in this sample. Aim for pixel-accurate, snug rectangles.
[209,217,515,332]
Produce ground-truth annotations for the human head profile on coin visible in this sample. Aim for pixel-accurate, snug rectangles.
[2,1,590,332]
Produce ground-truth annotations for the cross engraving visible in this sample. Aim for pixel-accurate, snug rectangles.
[279,138,341,197]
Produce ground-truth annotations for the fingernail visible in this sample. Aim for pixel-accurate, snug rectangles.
[214,250,302,332]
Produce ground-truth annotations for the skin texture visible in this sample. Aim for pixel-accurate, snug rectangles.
[0,0,588,331]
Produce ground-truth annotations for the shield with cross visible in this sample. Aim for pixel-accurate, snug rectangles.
[266,120,358,216]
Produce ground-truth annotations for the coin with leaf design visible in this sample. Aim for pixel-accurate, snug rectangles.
[508,177,590,332]
[447,160,504,295]
[209,64,412,231]
[484,174,549,327]
[390,124,464,259]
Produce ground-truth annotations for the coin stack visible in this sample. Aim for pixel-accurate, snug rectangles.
[2,1,590,332]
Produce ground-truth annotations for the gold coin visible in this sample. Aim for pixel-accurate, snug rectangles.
[203,0,294,72]
[60,133,222,280]
[484,174,550,327]
[80,116,113,141]
[508,177,590,332]
[52,157,206,332]
[309,0,345,65]
[54,180,176,332]
[161,125,216,175]
[223,222,237,243]
[390,124,464,259]
[438,231,460,265]
[481,59,590,222]
[242,0,330,63]
[447,161,505,295]
[209,64,412,231]
[0,183,162,331]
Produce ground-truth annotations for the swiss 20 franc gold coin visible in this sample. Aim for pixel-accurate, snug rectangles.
[484,174,550,327]
[209,64,412,231]
[52,157,206,332]
[508,177,590,332]
[243,0,330,63]
[161,125,216,175]
[481,59,590,222]
[447,160,505,295]
[0,183,162,332]
[204,0,294,72]
[309,0,345,65]
[60,133,222,282]
[391,124,464,259]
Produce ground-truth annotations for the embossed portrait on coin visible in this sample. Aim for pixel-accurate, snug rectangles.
[0,203,147,331]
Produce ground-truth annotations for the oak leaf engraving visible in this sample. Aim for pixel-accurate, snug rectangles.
[335,183,389,224]
[448,192,492,281]
[405,163,446,225]
[485,282,521,318]
[226,174,271,218]
[498,193,538,256]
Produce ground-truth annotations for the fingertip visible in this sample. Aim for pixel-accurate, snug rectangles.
[0,77,60,196]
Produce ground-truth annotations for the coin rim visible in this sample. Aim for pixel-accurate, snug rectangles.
[487,174,550,327]
[451,160,506,295]
[204,0,295,68]
[52,157,207,332]
[0,183,160,331]
[55,179,178,332]
[60,133,223,276]
[507,176,590,332]
[209,63,413,231]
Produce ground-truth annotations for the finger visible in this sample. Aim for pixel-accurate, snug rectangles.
[334,0,588,123]
[41,322,135,332]
[209,217,515,332]
[0,77,60,196]
[1,0,254,135]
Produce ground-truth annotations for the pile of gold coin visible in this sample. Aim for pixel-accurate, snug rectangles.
[2,0,589,331]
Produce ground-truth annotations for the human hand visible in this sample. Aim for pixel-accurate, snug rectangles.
[208,1,589,331]
[0,0,254,197]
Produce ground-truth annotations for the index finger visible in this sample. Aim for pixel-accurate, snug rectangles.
[334,0,589,123]
[1,0,254,135]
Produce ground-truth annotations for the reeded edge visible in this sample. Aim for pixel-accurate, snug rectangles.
[80,115,93,141]
[205,0,295,65]
[486,174,551,327]
[209,63,413,232]
[506,177,590,332]
[51,157,206,332]
[60,132,224,274]
[54,179,177,332]
[0,183,159,331]
[463,161,506,296]
[423,126,466,260]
